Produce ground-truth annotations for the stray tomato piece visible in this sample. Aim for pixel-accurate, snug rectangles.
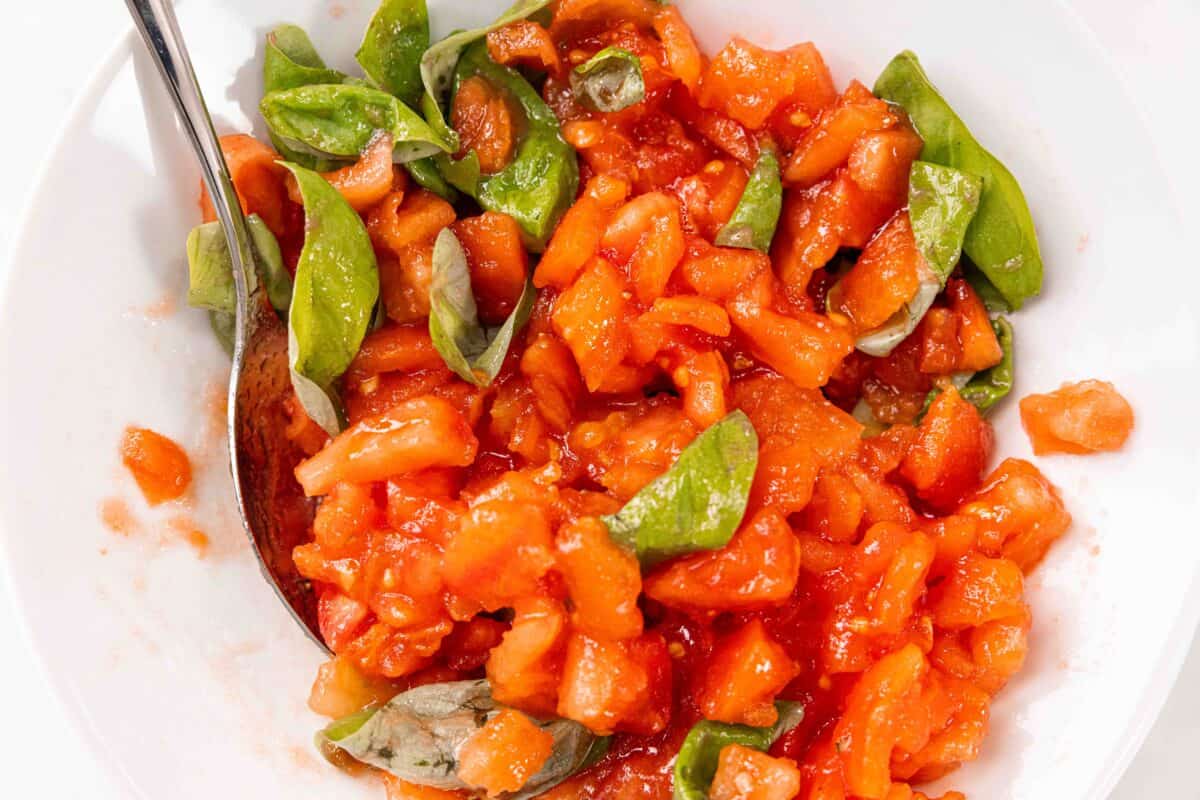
[1019,380,1134,455]
[698,619,800,727]
[710,745,802,800]
[296,397,477,497]
[120,427,192,505]
[901,387,994,512]
[457,708,555,798]
[452,75,518,174]
[645,509,800,612]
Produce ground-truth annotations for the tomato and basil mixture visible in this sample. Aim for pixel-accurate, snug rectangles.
[182,1,1133,798]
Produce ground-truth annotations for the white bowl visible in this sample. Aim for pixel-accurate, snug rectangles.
[1,1,1197,797]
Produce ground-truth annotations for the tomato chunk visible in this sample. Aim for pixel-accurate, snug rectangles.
[697,619,800,727]
[900,388,994,512]
[1019,380,1134,455]
[457,708,554,798]
[710,745,802,800]
[120,427,192,505]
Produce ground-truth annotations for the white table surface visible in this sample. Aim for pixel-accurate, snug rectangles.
[0,2,1196,797]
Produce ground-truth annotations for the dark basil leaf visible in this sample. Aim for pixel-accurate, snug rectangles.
[908,161,981,281]
[418,0,555,149]
[429,228,535,386]
[208,309,237,356]
[963,261,1011,314]
[673,702,805,800]
[405,156,460,202]
[186,214,291,316]
[261,83,451,164]
[602,410,758,569]
[282,163,379,435]
[960,317,1014,412]
[714,145,782,252]
[440,42,579,250]
[322,679,606,799]
[357,0,430,106]
[570,47,646,113]
[875,51,1043,309]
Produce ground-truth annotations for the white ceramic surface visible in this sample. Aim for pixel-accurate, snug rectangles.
[0,1,1197,798]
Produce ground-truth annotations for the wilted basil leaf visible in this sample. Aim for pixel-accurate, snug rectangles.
[960,316,1014,412]
[261,83,451,164]
[429,228,534,386]
[322,679,607,799]
[282,163,379,435]
[440,42,578,250]
[602,410,759,569]
[570,47,646,113]
[673,702,805,800]
[715,145,782,252]
[357,0,429,106]
[418,0,555,148]
[908,161,981,280]
[405,156,459,202]
[186,214,291,316]
[849,276,940,359]
[875,51,1043,309]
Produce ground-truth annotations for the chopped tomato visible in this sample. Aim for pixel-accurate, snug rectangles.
[1019,380,1135,455]
[120,427,192,505]
[457,708,554,797]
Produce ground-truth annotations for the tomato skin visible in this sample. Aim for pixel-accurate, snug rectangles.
[1019,380,1135,455]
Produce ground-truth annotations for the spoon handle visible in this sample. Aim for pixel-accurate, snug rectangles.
[123,0,256,351]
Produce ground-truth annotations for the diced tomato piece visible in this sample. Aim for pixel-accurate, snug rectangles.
[847,127,924,204]
[457,708,554,798]
[452,75,518,174]
[641,295,731,336]
[710,745,802,800]
[557,632,651,734]
[307,654,402,719]
[442,501,555,612]
[671,349,732,429]
[698,38,826,130]
[452,212,530,325]
[681,241,770,300]
[900,388,993,513]
[749,437,820,516]
[199,134,291,237]
[535,196,606,289]
[367,189,457,256]
[317,132,398,212]
[698,619,799,727]
[519,333,585,433]
[557,517,643,640]
[378,242,434,323]
[783,83,898,187]
[440,616,508,673]
[958,459,1072,571]
[946,279,1003,372]
[917,308,962,375]
[551,258,634,391]
[487,596,567,714]
[930,552,1026,630]
[802,471,864,543]
[1019,380,1135,455]
[295,397,477,497]
[834,644,927,800]
[486,21,560,72]
[120,427,192,505]
[728,297,855,389]
[869,531,936,635]
[645,509,800,612]
[653,5,703,90]
[829,213,925,334]
[317,589,371,651]
[732,372,864,464]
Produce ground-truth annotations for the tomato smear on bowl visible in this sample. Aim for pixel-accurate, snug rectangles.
[176,1,1139,797]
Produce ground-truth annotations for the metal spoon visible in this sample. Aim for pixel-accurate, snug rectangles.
[126,0,328,652]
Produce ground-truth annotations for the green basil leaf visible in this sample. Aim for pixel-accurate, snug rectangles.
[186,214,291,316]
[357,0,430,107]
[714,145,782,252]
[570,47,646,113]
[960,316,1014,412]
[429,228,534,386]
[264,24,347,93]
[418,0,555,150]
[322,679,607,799]
[261,83,452,165]
[672,702,805,800]
[602,410,758,569]
[404,156,460,202]
[209,310,237,356]
[908,161,981,281]
[282,163,379,435]
[262,24,349,171]
[439,42,579,250]
[874,51,1043,310]
[963,261,1011,314]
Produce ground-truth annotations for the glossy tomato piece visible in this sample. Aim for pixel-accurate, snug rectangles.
[556,517,644,640]
[120,426,192,505]
[1019,380,1134,455]
[710,745,802,800]
[487,596,566,715]
[452,212,529,325]
[551,258,634,391]
[697,619,800,727]
[958,459,1072,571]
[457,708,555,797]
[900,388,994,513]
[441,501,555,612]
[829,212,924,334]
